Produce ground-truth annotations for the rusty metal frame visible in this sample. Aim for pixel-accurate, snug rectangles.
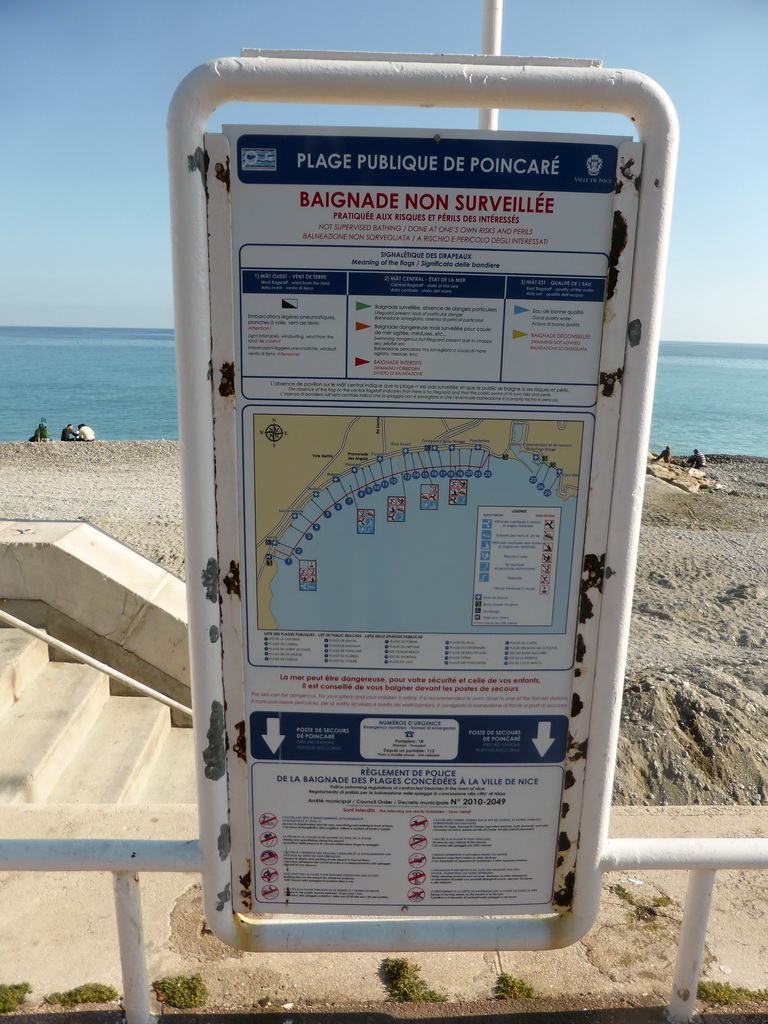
[167,52,678,955]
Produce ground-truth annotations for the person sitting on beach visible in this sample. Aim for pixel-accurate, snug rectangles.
[653,446,672,463]
[60,423,77,441]
[687,449,706,469]
[28,418,49,442]
[76,423,95,441]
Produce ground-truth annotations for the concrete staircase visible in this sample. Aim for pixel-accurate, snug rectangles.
[0,625,196,804]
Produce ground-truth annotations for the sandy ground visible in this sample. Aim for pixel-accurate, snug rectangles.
[620,457,768,805]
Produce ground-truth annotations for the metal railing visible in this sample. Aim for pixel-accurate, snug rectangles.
[0,607,193,720]
[0,839,202,1024]
[0,834,766,1023]
[603,838,768,1021]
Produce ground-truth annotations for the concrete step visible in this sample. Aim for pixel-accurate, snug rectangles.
[0,663,109,803]
[138,725,197,803]
[46,696,171,804]
[0,626,50,715]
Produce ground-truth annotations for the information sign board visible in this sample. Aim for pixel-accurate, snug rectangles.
[210,125,642,915]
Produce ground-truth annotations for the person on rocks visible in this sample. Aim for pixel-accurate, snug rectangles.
[687,448,706,469]
[76,423,95,441]
[60,423,77,441]
[653,446,672,463]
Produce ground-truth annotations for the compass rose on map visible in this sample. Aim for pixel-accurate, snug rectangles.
[261,420,286,446]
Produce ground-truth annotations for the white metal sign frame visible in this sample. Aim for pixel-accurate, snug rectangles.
[168,51,677,952]
[216,121,641,921]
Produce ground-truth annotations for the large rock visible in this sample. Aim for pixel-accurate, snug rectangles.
[646,452,718,493]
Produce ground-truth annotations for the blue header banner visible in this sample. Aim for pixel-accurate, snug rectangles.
[250,710,569,765]
[236,133,619,194]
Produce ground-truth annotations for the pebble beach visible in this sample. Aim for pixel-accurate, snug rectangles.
[0,440,186,578]
[1,440,767,804]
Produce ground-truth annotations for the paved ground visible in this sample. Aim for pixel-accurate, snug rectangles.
[0,999,766,1022]
[1,805,768,1020]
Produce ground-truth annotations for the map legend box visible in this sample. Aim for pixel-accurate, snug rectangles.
[472,507,560,627]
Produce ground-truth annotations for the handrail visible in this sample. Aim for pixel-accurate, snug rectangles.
[0,837,202,871]
[0,606,193,720]
[0,845,764,1024]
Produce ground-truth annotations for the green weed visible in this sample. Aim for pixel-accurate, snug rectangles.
[609,881,674,921]
[611,882,632,902]
[381,958,446,1002]
[45,983,118,1006]
[697,980,768,1006]
[495,973,537,999]
[0,984,31,1014]
[153,973,208,1009]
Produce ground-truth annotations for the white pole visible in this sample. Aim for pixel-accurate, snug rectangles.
[478,0,504,130]
[667,869,716,1024]
[113,872,153,1024]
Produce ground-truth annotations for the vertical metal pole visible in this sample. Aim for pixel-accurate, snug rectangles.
[113,872,153,1024]
[666,869,716,1024]
[478,0,503,130]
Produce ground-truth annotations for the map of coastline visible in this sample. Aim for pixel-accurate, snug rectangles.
[250,415,585,635]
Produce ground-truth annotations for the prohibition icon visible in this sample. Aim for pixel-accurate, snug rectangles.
[259,812,278,828]
[410,815,428,831]
[260,849,278,865]
[407,887,426,902]
[261,884,280,900]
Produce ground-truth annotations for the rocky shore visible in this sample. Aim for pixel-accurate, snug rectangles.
[1,440,766,807]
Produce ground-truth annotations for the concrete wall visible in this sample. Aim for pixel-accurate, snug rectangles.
[0,521,191,723]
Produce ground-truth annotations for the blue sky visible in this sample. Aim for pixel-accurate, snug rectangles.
[2,0,766,342]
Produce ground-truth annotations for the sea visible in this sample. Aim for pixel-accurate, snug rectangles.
[0,327,766,457]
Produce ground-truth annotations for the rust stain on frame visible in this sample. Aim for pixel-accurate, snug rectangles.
[219,361,235,397]
[552,870,576,908]
[606,210,628,300]
[223,560,241,597]
[579,552,605,624]
[215,157,231,191]
[232,720,247,762]
[599,367,623,397]
[239,866,252,907]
